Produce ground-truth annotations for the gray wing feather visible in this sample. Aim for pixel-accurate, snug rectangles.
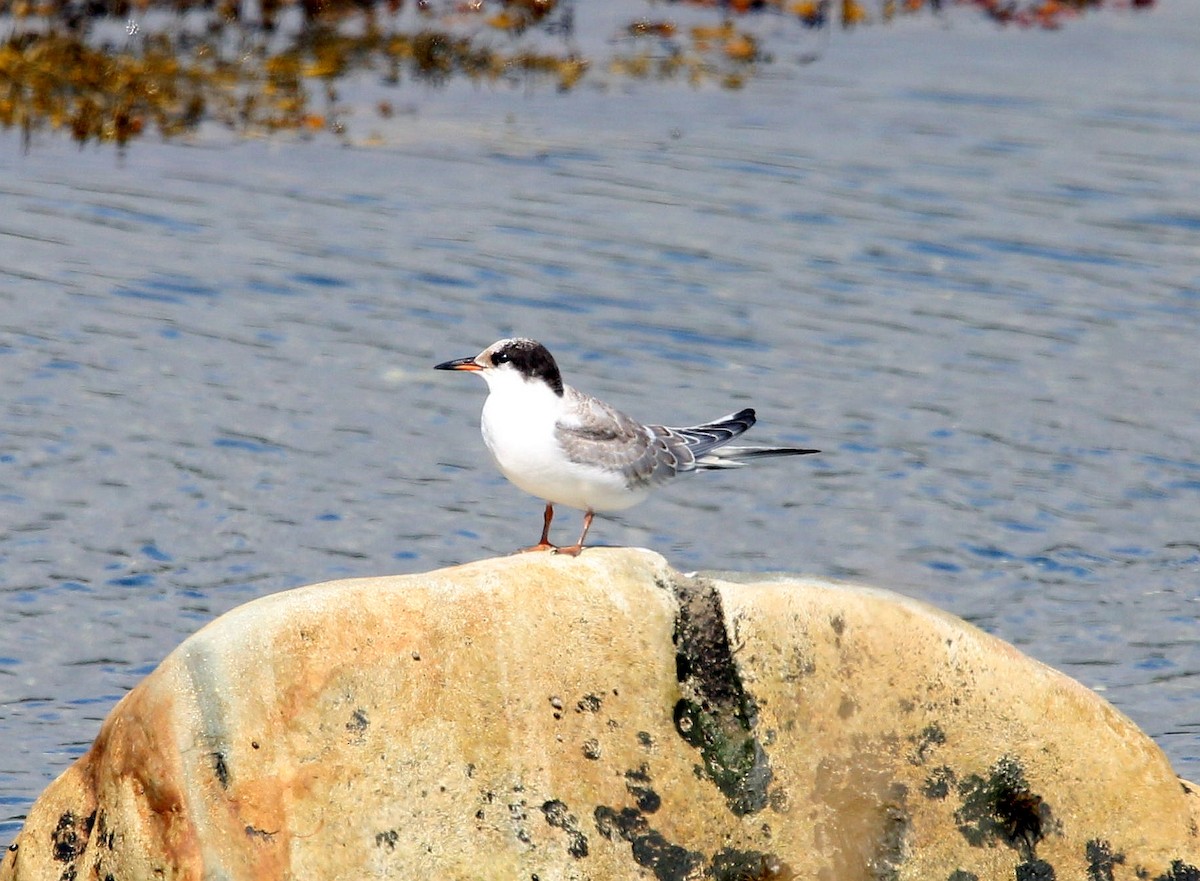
[556,393,760,487]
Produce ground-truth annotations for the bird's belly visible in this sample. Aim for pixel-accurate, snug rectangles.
[481,408,646,512]
[504,459,646,512]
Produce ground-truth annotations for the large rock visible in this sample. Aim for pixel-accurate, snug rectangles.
[3,549,1198,880]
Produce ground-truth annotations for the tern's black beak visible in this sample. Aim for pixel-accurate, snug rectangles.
[434,356,482,372]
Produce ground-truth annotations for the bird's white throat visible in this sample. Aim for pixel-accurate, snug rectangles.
[479,367,566,467]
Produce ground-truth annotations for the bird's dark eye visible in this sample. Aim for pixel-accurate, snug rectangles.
[493,351,510,365]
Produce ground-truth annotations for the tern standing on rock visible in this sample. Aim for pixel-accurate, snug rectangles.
[435,338,819,556]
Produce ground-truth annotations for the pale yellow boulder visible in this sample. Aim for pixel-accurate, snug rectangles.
[3,549,1197,880]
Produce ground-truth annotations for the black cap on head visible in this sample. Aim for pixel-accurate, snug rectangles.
[486,338,564,396]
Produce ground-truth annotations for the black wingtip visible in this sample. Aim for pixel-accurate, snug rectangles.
[710,408,755,432]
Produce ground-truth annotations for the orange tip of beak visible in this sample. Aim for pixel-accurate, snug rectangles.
[434,356,482,371]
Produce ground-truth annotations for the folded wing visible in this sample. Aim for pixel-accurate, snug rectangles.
[557,394,815,488]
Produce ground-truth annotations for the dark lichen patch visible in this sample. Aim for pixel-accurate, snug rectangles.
[211,750,231,789]
[594,805,705,881]
[670,573,772,816]
[346,707,369,735]
[711,847,795,880]
[781,646,816,683]
[594,805,793,881]
[375,829,398,851]
[954,756,1054,859]
[509,796,533,846]
[1086,839,1125,881]
[923,765,955,800]
[345,707,370,744]
[51,811,93,864]
[877,793,910,880]
[244,825,276,843]
[908,723,946,766]
[947,871,979,881]
[575,693,602,713]
[637,730,654,749]
[541,800,588,859]
[1156,861,1200,881]
[624,765,662,814]
[95,811,115,851]
[1016,859,1056,881]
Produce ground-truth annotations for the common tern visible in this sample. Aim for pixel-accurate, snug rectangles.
[435,338,818,556]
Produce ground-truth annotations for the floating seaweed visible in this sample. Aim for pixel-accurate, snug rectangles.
[0,0,1156,146]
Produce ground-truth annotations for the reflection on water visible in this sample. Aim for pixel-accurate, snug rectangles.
[2,0,1128,145]
[2,3,1199,841]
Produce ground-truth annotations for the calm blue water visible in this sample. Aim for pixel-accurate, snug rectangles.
[2,3,1199,842]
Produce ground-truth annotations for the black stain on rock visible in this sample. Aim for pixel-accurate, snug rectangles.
[576,693,603,713]
[244,825,276,843]
[954,756,1053,860]
[594,805,705,881]
[923,765,956,800]
[877,792,911,880]
[710,847,795,880]
[541,799,589,858]
[375,829,399,852]
[625,765,662,814]
[908,723,946,766]
[1016,859,1056,881]
[211,751,231,789]
[346,708,369,736]
[1156,861,1200,881]
[509,798,533,845]
[1086,839,1125,881]
[668,574,772,816]
[51,811,93,864]
[95,811,115,851]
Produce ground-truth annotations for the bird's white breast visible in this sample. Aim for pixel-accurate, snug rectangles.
[479,373,645,512]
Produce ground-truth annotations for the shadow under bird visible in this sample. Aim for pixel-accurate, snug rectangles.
[435,338,819,556]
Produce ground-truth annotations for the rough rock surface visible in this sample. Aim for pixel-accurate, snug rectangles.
[3,548,1198,880]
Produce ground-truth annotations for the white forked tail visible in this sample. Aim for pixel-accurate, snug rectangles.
[670,407,819,469]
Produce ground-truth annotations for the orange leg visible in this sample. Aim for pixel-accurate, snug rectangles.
[554,510,594,557]
[516,503,557,553]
